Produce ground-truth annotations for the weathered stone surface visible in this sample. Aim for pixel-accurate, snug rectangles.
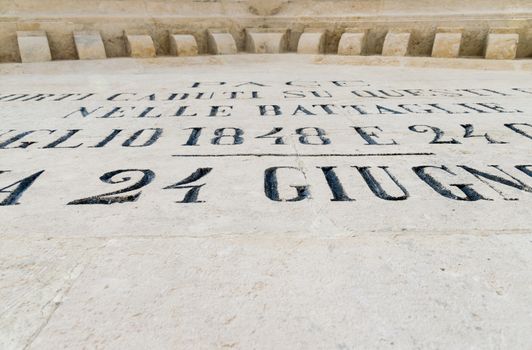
[16,31,52,63]
[73,31,106,60]
[382,31,411,56]
[0,55,531,349]
[337,30,367,55]
[297,30,325,54]
[169,34,198,56]
[432,32,462,58]
[0,238,103,350]
[246,30,286,53]
[485,33,519,60]
[125,33,156,58]
[207,30,237,55]
[0,55,530,235]
[2,0,531,18]
[3,234,530,350]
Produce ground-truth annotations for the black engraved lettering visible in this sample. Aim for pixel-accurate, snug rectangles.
[408,125,460,144]
[355,166,409,200]
[163,168,212,203]
[0,170,44,206]
[256,127,285,145]
[68,169,155,205]
[264,167,310,202]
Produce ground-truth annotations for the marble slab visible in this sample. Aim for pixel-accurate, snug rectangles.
[0,55,531,349]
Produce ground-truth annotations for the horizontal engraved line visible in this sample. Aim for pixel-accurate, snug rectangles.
[171,152,435,158]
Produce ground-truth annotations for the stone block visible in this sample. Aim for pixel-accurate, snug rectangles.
[338,31,367,55]
[74,31,106,60]
[485,33,519,60]
[297,31,325,54]
[246,30,286,53]
[382,32,411,56]
[432,32,462,58]
[16,31,52,63]
[169,34,198,56]
[2,53,532,350]
[125,34,156,58]
[207,30,237,55]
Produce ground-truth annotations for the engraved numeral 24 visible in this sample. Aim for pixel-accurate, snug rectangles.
[0,168,213,206]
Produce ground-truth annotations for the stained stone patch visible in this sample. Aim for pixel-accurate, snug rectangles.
[337,30,367,55]
[16,31,52,63]
[207,30,237,55]
[432,31,462,58]
[382,31,411,56]
[297,30,325,54]
[169,34,198,56]
[125,33,156,58]
[74,31,107,60]
[485,33,519,60]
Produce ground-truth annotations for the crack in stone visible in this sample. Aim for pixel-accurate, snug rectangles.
[290,141,346,234]
[21,243,105,350]
[2,229,531,244]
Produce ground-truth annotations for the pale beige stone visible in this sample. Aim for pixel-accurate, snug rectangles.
[246,30,286,53]
[207,30,237,55]
[382,31,411,56]
[297,30,325,54]
[73,31,106,60]
[432,32,462,58]
[16,31,52,63]
[1,0,532,19]
[4,234,532,350]
[125,34,156,58]
[0,55,530,236]
[317,55,525,71]
[169,34,198,56]
[1,1,532,63]
[485,33,519,60]
[338,31,367,55]
[0,54,532,350]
